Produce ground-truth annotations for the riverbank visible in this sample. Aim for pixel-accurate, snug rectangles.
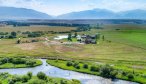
[46,59,145,84]
[0,72,80,84]
[0,58,42,69]
[0,59,139,84]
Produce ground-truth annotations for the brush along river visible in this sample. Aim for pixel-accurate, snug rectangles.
[0,59,138,84]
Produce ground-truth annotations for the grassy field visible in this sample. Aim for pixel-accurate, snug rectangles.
[0,25,77,32]
[0,24,146,83]
[0,58,42,69]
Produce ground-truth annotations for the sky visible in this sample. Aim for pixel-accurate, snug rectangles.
[0,0,146,16]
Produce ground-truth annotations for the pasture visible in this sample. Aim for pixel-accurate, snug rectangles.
[0,24,146,83]
[0,25,76,32]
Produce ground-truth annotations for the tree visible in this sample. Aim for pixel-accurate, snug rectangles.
[11,32,17,37]
[27,72,32,79]
[26,60,35,67]
[67,33,72,41]
[90,66,99,72]
[83,64,88,69]
[22,75,30,82]
[60,79,67,84]
[110,70,118,79]
[37,72,47,80]
[66,61,73,66]
[99,65,116,78]
[102,35,105,41]
[128,73,134,80]
[74,32,77,38]
[74,65,80,69]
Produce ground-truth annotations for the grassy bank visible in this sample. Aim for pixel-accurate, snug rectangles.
[0,72,80,84]
[0,58,42,69]
[46,59,146,84]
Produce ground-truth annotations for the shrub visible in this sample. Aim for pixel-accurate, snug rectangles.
[99,65,114,78]
[72,79,80,84]
[12,58,26,64]
[37,72,47,80]
[73,62,79,67]
[12,75,22,82]
[83,64,88,69]
[8,75,21,84]
[128,73,134,80]
[0,58,8,64]
[26,61,35,67]
[74,65,80,69]
[60,79,67,84]
[90,66,99,72]
[8,35,15,39]
[11,32,17,37]
[8,79,15,84]
[22,75,30,82]
[122,71,127,76]
[66,61,73,66]
[110,70,118,79]
[27,72,32,79]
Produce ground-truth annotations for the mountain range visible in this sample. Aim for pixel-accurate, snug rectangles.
[0,7,52,19]
[0,7,146,19]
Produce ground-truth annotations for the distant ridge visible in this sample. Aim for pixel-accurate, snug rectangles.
[0,7,146,19]
[0,7,52,20]
[57,9,146,19]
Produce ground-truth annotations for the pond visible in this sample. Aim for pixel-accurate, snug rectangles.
[0,59,138,84]
[54,35,68,40]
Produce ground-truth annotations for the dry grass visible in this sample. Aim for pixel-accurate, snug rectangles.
[0,25,76,32]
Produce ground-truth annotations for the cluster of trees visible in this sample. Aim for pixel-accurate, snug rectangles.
[0,32,8,35]
[66,61,135,80]
[66,61,80,69]
[67,32,78,41]
[0,32,17,39]
[0,58,36,67]
[8,72,45,84]
[2,72,80,84]
[76,26,91,32]
[22,31,45,38]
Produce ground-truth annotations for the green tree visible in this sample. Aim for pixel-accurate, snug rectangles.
[27,72,32,79]
[102,35,105,41]
[11,32,17,37]
[66,61,73,66]
[90,66,99,72]
[68,33,72,41]
[37,72,47,80]
[74,32,77,38]
[83,64,88,69]
[22,75,29,82]
[99,65,118,79]
[128,73,134,80]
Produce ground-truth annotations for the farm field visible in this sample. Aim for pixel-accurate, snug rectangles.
[0,25,77,32]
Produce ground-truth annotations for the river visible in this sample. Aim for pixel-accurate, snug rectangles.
[0,59,138,84]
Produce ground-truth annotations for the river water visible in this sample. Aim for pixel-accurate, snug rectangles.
[0,59,138,84]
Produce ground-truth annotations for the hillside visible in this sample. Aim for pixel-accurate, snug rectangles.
[57,9,146,19]
[0,7,52,19]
